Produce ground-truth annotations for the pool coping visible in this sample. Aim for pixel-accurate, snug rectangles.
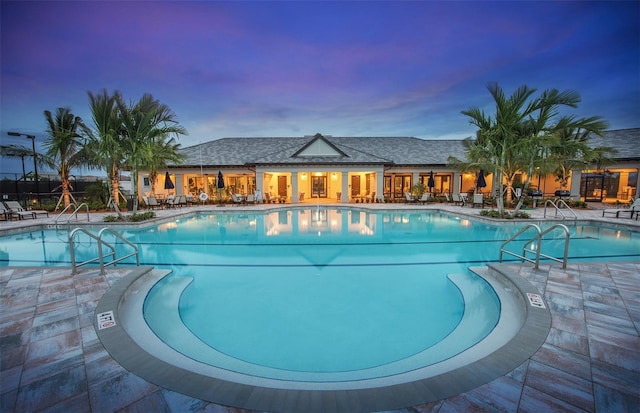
[94,264,551,413]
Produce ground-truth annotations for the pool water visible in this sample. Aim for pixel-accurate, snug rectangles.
[2,207,637,380]
[1,208,638,269]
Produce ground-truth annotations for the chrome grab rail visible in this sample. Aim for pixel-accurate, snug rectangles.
[500,224,541,267]
[500,223,570,269]
[54,202,91,227]
[69,227,139,275]
[544,199,577,220]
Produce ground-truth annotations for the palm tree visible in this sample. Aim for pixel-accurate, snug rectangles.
[41,107,89,209]
[117,93,187,211]
[459,83,598,216]
[146,136,185,196]
[547,116,614,189]
[86,89,127,218]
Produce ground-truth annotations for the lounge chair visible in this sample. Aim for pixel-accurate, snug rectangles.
[602,198,640,219]
[452,193,465,206]
[0,203,13,220]
[404,192,417,203]
[146,196,161,209]
[444,193,451,204]
[472,193,484,208]
[232,194,246,205]
[166,195,181,208]
[4,201,48,219]
[417,193,430,204]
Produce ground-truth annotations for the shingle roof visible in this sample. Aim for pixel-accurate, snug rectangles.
[174,128,639,168]
[586,128,640,161]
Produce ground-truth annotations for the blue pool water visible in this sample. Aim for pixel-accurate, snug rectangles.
[1,208,638,269]
[2,207,638,379]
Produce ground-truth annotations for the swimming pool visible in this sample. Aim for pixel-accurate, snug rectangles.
[2,207,639,411]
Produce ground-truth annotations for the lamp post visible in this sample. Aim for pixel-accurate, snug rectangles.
[8,132,40,205]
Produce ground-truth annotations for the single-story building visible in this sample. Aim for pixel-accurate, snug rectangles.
[140,128,639,204]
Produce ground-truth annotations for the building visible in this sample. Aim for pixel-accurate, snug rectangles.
[139,129,640,204]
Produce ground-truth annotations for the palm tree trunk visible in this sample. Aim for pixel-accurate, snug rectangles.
[110,178,125,219]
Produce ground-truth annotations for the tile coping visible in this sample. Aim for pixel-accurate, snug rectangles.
[94,264,551,413]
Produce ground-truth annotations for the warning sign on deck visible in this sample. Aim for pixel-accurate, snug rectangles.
[97,310,116,330]
[526,293,546,309]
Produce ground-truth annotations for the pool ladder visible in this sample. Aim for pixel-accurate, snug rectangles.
[54,203,91,229]
[499,223,570,269]
[69,227,139,275]
[543,199,577,220]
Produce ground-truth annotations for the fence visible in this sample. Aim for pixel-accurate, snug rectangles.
[0,173,106,207]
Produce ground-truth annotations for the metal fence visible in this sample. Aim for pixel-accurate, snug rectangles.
[0,173,105,207]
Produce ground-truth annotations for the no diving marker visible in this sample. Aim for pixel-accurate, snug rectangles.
[527,293,546,309]
[97,310,116,330]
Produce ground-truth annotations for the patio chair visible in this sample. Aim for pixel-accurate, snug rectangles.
[4,201,48,219]
[602,198,640,219]
[472,193,484,208]
[443,193,451,205]
[232,194,246,205]
[166,195,179,208]
[404,192,417,203]
[452,193,465,206]
[417,193,430,204]
[0,203,13,220]
[245,194,255,204]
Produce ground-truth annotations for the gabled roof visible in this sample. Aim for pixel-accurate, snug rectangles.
[174,129,639,169]
[291,133,347,158]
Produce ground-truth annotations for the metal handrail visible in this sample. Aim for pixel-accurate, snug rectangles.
[97,228,140,269]
[499,224,541,267]
[54,202,91,227]
[543,199,577,220]
[525,224,570,269]
[69,227,139,275]
[499,223,571,269]
[69,228,115,274]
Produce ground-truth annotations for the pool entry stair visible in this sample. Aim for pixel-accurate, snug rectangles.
[499,223,570,269]
[69,227,139,275]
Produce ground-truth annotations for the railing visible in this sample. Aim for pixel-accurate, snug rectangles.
[69,227,139,275]
[54,202,90,227]
[499,223,571,269]
[543,199,577,220]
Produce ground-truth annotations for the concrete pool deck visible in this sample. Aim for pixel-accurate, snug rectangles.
[1,203,639,412]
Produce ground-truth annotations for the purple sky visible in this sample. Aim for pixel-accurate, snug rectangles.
[1,0,639,172]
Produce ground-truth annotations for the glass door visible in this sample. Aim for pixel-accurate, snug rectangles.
[312,176,327,198]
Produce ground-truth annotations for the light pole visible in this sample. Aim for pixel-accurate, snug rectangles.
[8,132,40,205]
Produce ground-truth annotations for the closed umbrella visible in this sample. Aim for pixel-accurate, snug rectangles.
[216,171,225,204]
[427,171,435,192]
[476,170,487,192]
[164,172,175,190]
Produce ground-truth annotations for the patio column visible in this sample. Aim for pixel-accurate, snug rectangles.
[375,168,384,202]
[291,171,299,203]
[175,174,184,195]
[341,170,349,203]
[453,172,461,194]
[569,168,581,199]
[256,170,264,201]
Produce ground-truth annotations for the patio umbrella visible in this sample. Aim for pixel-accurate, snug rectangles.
[217,171,225,189]
[427,171,435,192]
[164,172,175,190]
[476,169,487,191]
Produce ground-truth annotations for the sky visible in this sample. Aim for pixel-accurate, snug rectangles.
[1,0,639,174]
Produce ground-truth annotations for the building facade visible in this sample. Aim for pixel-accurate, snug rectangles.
[139,129,640,204]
